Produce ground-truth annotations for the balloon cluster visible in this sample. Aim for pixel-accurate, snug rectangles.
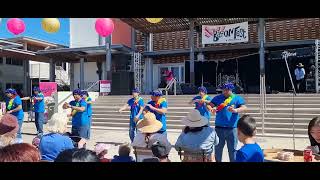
[4,18,115,38]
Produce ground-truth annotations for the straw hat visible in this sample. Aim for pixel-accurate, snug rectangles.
[181,109,209,128]
[297,63,304,67]
[137,112,163,133]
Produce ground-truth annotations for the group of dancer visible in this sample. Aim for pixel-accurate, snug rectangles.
[119,82,247,162]
[3,87,93,148]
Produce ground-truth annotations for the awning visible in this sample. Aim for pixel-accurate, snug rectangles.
[120,18,297,33]
[36,44,133,62]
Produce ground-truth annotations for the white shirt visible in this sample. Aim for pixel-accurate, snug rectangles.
[294,68,305,80]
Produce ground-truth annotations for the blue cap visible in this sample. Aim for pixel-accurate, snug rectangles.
[222,83,235,90]
[73,89,82,96]
[150,90,163,97]
[81,90,89,97]
[132,88,140,94]
[5,88,17,95]
[198,86,207,94]
[33,87,40,92]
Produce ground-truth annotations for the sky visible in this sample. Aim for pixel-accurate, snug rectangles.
[0,18,70,47]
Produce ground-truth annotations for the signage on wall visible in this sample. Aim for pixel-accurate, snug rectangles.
[202,22,249,45]
[268,47,314,60]
[100,80,111,95]
[39,82,57,97]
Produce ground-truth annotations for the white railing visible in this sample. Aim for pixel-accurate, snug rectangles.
[159,78,177,97]
[55,66,70,86]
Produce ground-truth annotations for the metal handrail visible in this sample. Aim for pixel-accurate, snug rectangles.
[159,78,177,96]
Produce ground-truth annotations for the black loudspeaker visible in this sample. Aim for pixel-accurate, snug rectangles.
[111,72,134,95]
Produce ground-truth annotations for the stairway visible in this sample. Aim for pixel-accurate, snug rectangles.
[89,94,320,137]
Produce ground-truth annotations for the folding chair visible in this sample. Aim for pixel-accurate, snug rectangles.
[133,146,154,162]
[178,148,214,162]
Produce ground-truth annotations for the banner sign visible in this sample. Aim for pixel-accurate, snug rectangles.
[202,22,249,44]
[39,82,57,97]
[268,47,314,60]
[100,80,111,93]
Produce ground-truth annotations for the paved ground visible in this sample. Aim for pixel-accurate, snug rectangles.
[21,120,310,162]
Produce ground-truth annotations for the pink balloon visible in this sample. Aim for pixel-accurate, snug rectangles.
[7,18,25,35]
[95,18,114,37]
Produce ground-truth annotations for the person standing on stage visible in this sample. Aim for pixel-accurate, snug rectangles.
[63,89,88,148]
[81,91,93,139]
[294,63,306,93]
[118,88,144,142]
[189,86,212,124]
[207,83,247,162]
[4,88,24,143]
[144,90,168,136]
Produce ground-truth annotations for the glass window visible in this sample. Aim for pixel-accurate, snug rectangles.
[0,57,3,64]
[180,66,185,82]
[171,67,180,82]
[5,57,23,66]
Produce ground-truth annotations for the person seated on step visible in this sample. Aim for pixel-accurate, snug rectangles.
[132,112,171,162]
[306,117,320,161]
[235,115,264,162]
[175,109,219,162]
[111,143,135,162]
[39,113,74,162]
[0,114,19,148]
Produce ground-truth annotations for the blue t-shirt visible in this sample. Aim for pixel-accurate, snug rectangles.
[39,133,74,162]
[5,96,24,120]
[192,95,212,121]
[145,99,168,132]
[127,97,144,127]
[69,99,89,127]
[33,93,45,113]
[111,155,135,162]
[211,94,245,128]
[84,97,92,117]
[236,143,264,162]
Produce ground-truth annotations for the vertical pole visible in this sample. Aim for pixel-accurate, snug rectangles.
[49,59,55,82]
[70,62,74,91]
[189,19,195,85]
[38,63,41,84]
[80,58,85,90]
[258,18,266,135]
[105,36,112,81]
[23,43,30,96]
[315,39,319,93]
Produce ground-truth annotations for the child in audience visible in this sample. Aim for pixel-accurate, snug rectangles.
[111,143,135,162]
[236,115,264,162]
[95,143,111,162]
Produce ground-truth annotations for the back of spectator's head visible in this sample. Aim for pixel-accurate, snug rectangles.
[47,113,68,134]
[151,141,170,159]
[0,143,40,162]
[237,115,257,137]
[118,143,131,156]
[55,148,99,162]
[0,114,19,147]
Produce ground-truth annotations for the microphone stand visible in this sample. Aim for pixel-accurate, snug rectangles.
[282,51,297,150]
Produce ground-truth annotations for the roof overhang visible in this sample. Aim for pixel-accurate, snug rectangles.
[143,40,315,57]
[36,44,134,62]
[120,18,299,33]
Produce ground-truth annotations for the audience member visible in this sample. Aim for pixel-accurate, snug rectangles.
[95,143,111,162]
[54,148,100,162]
[111,143,135,162]
[0,114,19,148]
[39,113,74,161]
[235,115,264,162]
[0,143,41,162]
[175,109,219,162]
